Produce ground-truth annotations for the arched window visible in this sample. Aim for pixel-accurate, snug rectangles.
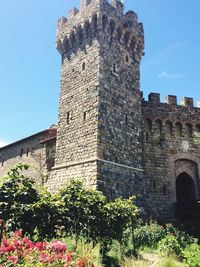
[165,120,173,138]
[186,123,193,138]
[102,14,108,31]
[155,119,162,135]
[124,31,130,47]
[144,118,152,141]
[117,26,123,42]
[109,19,116,39]
[69,30,76,49]
[77,25,83,45]
[175,122,183,137]
[84,20,90,38]
[91,13,98,32]
[63,37,70,54]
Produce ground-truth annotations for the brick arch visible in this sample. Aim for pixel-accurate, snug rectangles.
[170,153,200,164]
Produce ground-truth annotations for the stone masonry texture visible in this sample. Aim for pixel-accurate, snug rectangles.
[0,0,200,221]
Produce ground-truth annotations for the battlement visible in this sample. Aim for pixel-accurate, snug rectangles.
[56,0,144,63]
[145,92,200,109]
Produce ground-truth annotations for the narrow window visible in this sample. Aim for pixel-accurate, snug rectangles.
[67,112,70,125]
[20,149,24,157]
[83,111,87,121]
[125,114,128,125]
[26,148,29,157]
[113,64,116,73]
[126,55,129,63]
[82,62,86,71]
[2,159,4,167]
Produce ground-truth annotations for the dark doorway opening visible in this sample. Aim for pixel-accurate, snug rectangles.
[175,172,200,238]
[176,172,196,202]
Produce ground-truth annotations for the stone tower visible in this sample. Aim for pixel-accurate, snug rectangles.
[49,0,145,201]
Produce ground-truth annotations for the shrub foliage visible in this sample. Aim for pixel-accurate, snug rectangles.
[0,164,139,243]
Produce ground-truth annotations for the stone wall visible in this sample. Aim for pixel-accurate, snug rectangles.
[0,129,56,184]
[142,93,200,220]
[49,0,145,203]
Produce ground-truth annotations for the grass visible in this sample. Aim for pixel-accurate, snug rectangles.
[122,253,188,267]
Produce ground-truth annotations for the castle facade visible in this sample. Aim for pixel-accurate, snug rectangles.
[1,0,200,220]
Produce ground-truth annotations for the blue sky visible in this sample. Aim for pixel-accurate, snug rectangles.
[0,0,200,146]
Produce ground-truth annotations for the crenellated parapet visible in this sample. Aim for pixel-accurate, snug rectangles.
[144,92,200,109]
[56,0,144,63]
[142,92,200,144]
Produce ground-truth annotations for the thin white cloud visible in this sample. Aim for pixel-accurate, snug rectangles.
[143,42,184,72]
[158,71,188,79]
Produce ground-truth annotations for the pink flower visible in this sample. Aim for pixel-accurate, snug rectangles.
[39,253,49,263]
[7,256,18,264]
[14,240,23,250]
[51,240,66,253]
[64,252,73,263]
[14,230,22,238]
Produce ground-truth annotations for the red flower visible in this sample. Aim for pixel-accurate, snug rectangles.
[14,240,23,251]
[35,242,44,251]
[78,257,87,267]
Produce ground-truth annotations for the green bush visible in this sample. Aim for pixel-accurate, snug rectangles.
[158,234,182,258]
[54,179,107,241]
[165,224,198,249]
[0,165,139,245]
[134,221,165,249]
[0,164,39,232]
[0,164,59,239]
[55,179,139,244]
[183,243,200,267]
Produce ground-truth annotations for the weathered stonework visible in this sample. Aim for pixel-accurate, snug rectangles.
[142,93,200,219]
[0,128,56,184]
[50,0,145,202]
[0,0,200,221]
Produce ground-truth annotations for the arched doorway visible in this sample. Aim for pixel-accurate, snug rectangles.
[176,172,196,203]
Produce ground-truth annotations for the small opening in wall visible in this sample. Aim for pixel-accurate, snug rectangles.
[125,114,128,125]
[153,181,156,190]
[146,132,149,141]
[20,149,24,157]
[83,111,87,121]
[2,159,4,167]
[126,55,129,63]
[72,68,75,72]
[163,183,167,195]
[113,64,116,73]
[67,112,70,125]
[82,62,86,71]
[26,148,29,157]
